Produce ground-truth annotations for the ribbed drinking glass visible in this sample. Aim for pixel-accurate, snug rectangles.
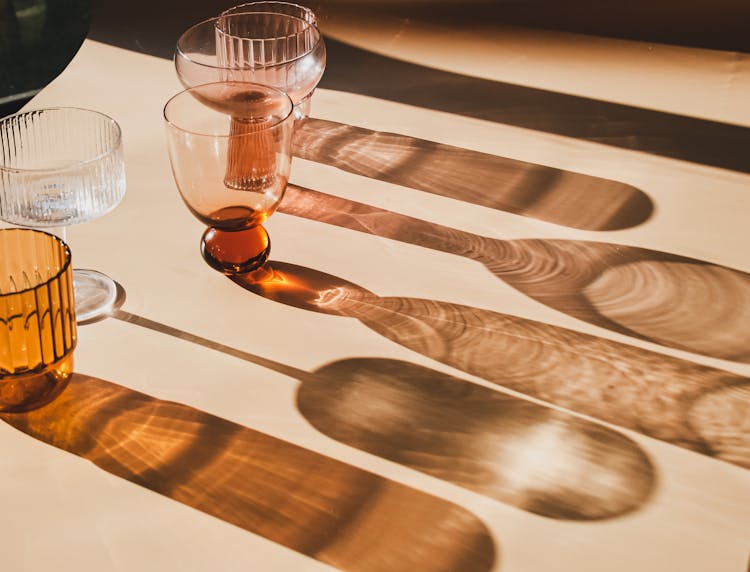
[0,228,76,412]
[216,1,325,120]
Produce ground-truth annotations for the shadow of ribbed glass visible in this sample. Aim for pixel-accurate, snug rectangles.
[231,261,750,470]
[317,37,750,175]
[279,185,750,364]
[108,310,654,521]
[1,373,496,572]
[293,118,653,231]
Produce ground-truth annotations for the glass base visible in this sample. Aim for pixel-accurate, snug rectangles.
[201,225,270,275]
[0,353,73,413]
[74,269,118,323]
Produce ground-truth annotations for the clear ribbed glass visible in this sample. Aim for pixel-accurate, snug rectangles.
[0,107,125,227]
[175,3,325,120]
[0,228,76,412]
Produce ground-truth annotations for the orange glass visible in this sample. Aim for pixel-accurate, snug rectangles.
[164,82,294,275]
[0,228,76,412]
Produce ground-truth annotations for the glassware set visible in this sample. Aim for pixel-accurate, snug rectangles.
[171,2,326,275]
[0,2,324,411]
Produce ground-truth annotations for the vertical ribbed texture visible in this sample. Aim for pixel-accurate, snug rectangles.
[218,1,318,68]
[224,118,277,190]
[211,2,325,114]
[0,108,126,227]
[0,229,76,376]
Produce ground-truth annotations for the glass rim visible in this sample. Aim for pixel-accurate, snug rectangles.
[0,228,72,297]
[219,1,318,24]
[215,11,316,42]
[0,107,123,175]
[176,14,323,72]
[162,81,295,137]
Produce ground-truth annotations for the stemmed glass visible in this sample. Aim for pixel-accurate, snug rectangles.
[174,3,326,120]
[163,82,295,276]
[0,107,126,323]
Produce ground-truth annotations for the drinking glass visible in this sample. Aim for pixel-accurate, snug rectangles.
[0,107,126,323]
[175,4,325,120]
[163,82,294,276]
[216,1,325,120]
[0,228,76,412]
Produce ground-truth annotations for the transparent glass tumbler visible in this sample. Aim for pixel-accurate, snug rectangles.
[0,228,76,412]
[0,107,126,322]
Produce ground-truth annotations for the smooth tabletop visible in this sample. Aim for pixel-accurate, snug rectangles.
[1,4,749,571]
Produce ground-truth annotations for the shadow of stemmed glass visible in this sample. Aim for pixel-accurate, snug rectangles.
[279,185,750,364]
[109,310,655,521]
[232,261,750,470]
[294,118,653,231]
[2,373,497,572]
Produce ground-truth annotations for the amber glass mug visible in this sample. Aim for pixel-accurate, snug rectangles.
[0,228,76,412]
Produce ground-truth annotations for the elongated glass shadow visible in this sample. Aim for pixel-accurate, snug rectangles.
[319,38,750,175]
[232,261,750,470]
[112,311,655,520]
[294,118,652,231]
[279,185,750,364]
[2,374,496,572]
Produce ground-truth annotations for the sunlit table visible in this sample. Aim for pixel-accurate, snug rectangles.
[1,5,749,571]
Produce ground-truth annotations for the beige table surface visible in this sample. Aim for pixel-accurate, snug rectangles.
[1,12,749,572]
